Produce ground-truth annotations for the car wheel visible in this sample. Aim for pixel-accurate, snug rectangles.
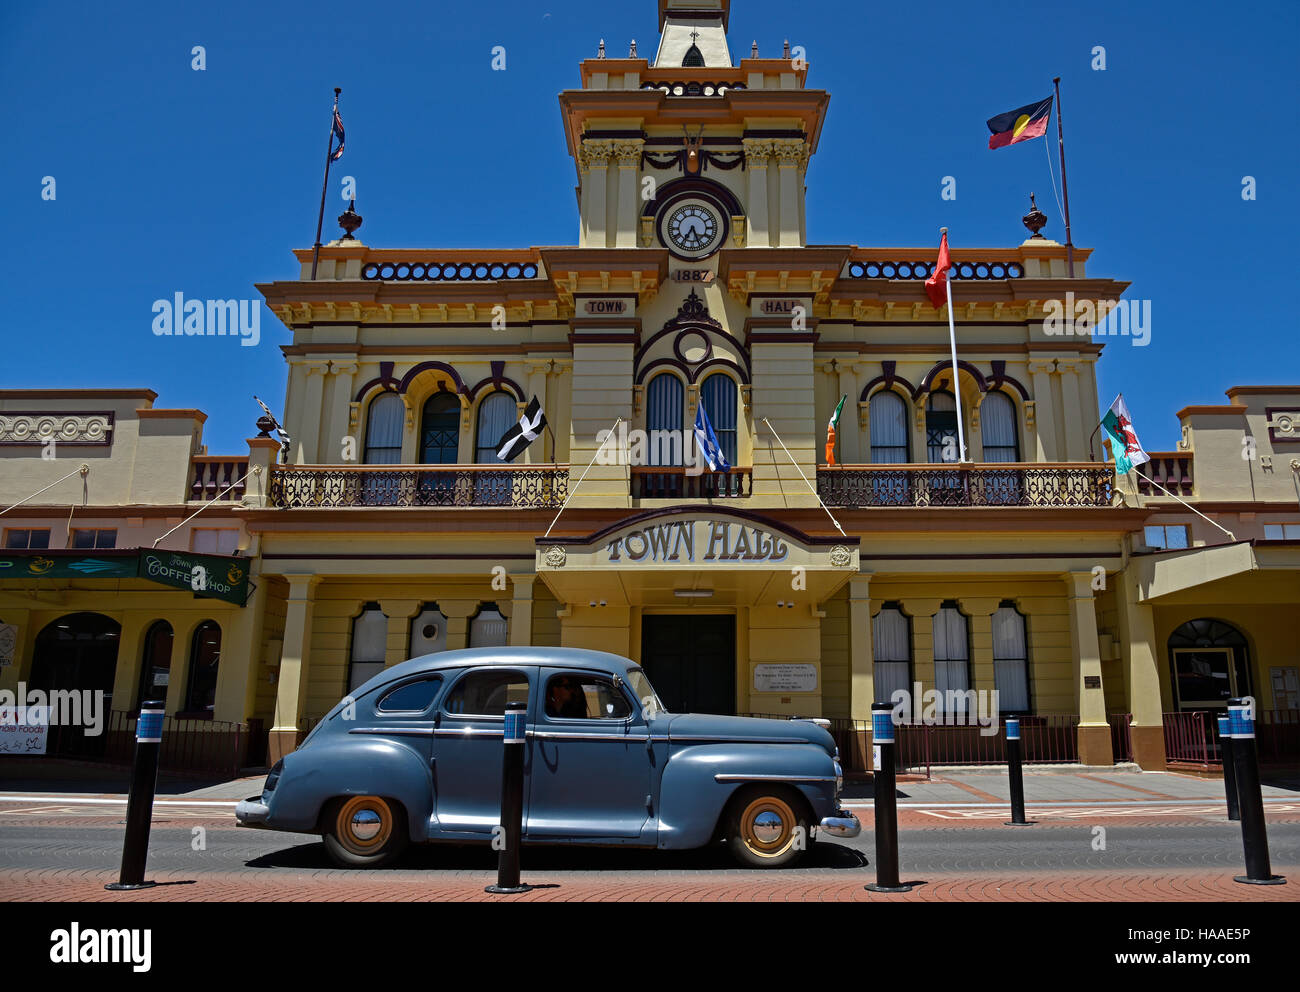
[322,795,408,868]
[725,787,810,869]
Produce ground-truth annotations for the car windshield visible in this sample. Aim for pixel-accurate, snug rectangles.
[626,667,667,719]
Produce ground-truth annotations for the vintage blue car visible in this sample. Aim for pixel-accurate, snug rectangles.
[235,647,859,868]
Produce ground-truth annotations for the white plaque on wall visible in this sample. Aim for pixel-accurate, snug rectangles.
[753,663,818,693]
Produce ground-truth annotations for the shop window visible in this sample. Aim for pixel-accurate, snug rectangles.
[647,373,685,465]
[1144,525,1189,550]
[872,604,912,707]
[4,528,51,549]
[184,621,222,715]
[443,670,529,716]
[191,528,239,555]
[991,602,1030,713]
[409,605,448,657]
[1167,618,1251,710]
[544,673,631,720]
[1263,523,1300,540]
[70,528,116,549]
[931,602,971,715]
[980,392,1020,463]
[469,605,508,648]
[363,392,404,464]
[348,603,388,693]
[136,620,174,710]
[869,390,909,464]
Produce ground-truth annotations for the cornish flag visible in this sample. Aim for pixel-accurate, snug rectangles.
[253,395,291,449]
[330,107,345,161]
[693,404,731,473]
[496,396,547,462]
[1100,394,1150,475]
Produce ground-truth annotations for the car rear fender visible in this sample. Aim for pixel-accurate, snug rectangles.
[656,742,837,850]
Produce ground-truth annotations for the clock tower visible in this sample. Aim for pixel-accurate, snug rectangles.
[560,0,829,252]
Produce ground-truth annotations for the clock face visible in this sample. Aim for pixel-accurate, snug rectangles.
[662,201,723,259]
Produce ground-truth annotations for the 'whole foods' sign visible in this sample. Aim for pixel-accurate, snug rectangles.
[137,550,250,605]
[606,520,788,564]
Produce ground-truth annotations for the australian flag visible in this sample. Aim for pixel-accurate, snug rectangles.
[693,404,730,472]
[330,107,345,162]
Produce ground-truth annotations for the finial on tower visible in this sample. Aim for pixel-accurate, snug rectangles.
[598,38,606,58]
[1022,193,1048,239]
[751,40,758,57]
[783,38,791,58]
[629,39,638,57]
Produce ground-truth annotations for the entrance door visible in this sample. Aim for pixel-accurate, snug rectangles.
[29,613,121,758]
[640,615,735,715]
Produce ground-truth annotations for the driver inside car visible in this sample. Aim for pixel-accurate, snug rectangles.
[546,675,588,718]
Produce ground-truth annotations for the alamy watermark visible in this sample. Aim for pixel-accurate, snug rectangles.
[0,685,106,737]
[151,293,261,347]
[1042,292,1150,347]
[889,684,1001,736]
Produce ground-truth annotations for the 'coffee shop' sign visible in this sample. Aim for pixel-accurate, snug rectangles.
[607,520,788,564]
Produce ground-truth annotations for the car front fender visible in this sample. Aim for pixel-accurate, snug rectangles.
[266,738,433,840]
[656,743,838,850]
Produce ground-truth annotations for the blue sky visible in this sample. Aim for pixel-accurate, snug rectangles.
[2,0,1295,455]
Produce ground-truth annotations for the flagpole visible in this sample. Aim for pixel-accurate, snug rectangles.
[544,419,622,539]
[310,87,342,281]
[1052,76,1074,278]
[941,229,967,463]
[760,417,847,538]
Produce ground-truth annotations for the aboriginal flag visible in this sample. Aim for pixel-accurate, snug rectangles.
[986,96,1052,150]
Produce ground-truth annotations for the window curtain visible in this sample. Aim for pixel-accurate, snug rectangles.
[869,391,908,463]
[363,392,404,464]
[647,373,684,466]
[981,392,1019,462]
[475,392,518,463]
[700,374,738,465]
[470,607,509,648]
[873,607,911,705]
[992,605,1030,711]
[932,606,970,713]
[349,605,388,693]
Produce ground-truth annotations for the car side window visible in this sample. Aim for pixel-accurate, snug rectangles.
[544,674,632,720]
[443,670,529,716]
[377,676,442,713]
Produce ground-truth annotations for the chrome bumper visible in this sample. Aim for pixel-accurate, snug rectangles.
[818,810,861,838]
[234,796,270,828]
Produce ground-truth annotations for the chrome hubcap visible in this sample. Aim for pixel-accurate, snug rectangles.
[350,808,382,841]
[752,810,784,843]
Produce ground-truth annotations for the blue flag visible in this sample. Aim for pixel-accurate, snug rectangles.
[694,404,730,472]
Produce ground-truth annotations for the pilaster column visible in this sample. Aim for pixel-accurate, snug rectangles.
[578,140,612,248]
[270,575,321,763]
[773,140,806,248]
[900,598,943,692]
[508,574,536,647]
[847,576,874,721]
[835,364,861,464]
[1028,360,1059,461]
[110,612,154,714]
[742,140,773,247]
[439,600,479,651]
[327,361,358,465]
[958,598,1003,695]
[294,361,330,464]
[613,140,643,249]
[1057,360,1085,461]
[1063,570,1113,766]
[1117,567,1166,769]
[526,361,553,463]
[379,600,423,667]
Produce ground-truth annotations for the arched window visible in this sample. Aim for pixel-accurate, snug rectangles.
[363,392,404,464]
[409,605,448,657]
[700,374,740,496]
[475,392,517,463]
[349,603,388,693]
[1167,618,1252,710]
[981,392,1020,463]
[419,393,461,464]
[869,390,909,463]
[873,604,912,707]
[992,602,1030,712]
[926,390,959,463]
[184,621,222,715]
[469,604,509,648]
[136,620,173,710]
[682,44,705,67]
[931,602,971,716]
[647,373,685,466]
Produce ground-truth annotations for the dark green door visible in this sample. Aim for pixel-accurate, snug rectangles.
[640,614,735,715]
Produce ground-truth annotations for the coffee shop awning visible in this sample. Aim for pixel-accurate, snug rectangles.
[0,549,251,606]
[535,507,860,607]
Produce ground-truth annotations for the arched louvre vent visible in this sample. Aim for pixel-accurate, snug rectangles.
[682,44,705,67]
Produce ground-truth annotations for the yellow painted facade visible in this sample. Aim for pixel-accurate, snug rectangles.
[3,1,1298,774]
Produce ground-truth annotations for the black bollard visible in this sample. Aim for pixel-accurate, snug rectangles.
[1217,715,1239,822]
[1005,716,1034,826]
[865,702,913,893]
[1227,699,1285,885]
[485,700,530,894]
[105,700,165,891]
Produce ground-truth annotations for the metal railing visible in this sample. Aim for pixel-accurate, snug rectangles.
[189,457,249,502]
[1162,710,1221,769]
[818,464,1114,508]
[268,464,569,509]
[631,466,751,499]
[92,711,249,778]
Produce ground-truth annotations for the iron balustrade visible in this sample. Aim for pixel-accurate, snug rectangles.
[817,464,1114,508]
[268,464,569,509]
[631,466,751,499]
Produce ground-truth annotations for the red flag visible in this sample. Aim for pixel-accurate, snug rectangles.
[925,231,951,309]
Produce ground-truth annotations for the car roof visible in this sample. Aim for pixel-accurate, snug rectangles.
[376,646,639,684]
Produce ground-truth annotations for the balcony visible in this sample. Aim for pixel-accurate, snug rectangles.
[817,463,1114,509]
[1135,452,1194,498]
[189,456,249,502]
[630,467,752,499]
[267,465,569,509]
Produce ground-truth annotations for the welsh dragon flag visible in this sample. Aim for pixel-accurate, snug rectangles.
[825,395,846,466]
[1100,394,1150,475]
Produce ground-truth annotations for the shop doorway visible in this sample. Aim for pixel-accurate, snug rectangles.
[29,612,120,758]
[640,614,735,715]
